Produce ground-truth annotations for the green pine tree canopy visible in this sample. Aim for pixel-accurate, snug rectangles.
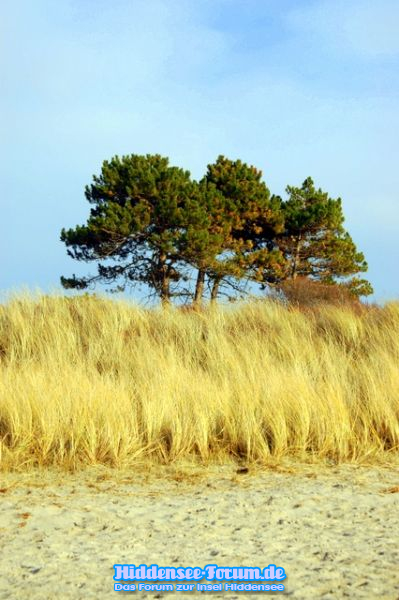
[61,154,373,304]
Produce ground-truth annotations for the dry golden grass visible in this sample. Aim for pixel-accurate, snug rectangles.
[0,293,398,471]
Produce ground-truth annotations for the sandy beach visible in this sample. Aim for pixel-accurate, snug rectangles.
[1,462,399,600]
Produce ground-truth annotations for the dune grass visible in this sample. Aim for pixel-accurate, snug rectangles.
[0,293,398,471]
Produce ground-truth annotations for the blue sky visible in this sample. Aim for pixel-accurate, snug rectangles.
[1,0,398,302]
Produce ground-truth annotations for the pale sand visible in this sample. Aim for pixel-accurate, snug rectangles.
[1,462,399,600]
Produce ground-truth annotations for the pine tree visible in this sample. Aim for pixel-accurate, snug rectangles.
[60,154,195,305]
[269,177,373,296]
[201,156,284,302]
[178,180,231,305]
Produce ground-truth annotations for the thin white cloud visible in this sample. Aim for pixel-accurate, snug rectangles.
[1,0,231,107]
[287,0,399,58]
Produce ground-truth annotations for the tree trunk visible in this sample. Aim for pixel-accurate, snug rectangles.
[159,252,171,307]
[210,275,222,304]
[161,279,171,307]
[193,269,205,306]
[291,235,302,280]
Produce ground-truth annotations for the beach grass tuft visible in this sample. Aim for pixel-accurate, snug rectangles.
[0,293,398,470]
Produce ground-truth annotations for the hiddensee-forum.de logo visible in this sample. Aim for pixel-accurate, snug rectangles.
[113,563,286,593]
